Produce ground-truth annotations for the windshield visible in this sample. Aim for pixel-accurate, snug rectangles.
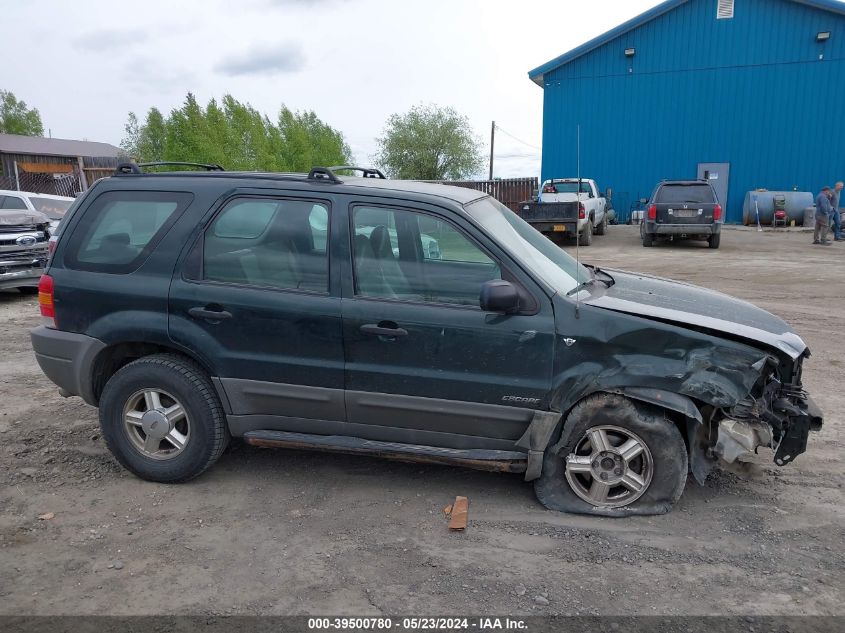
[465,197,590,294]
[27,196,73,219]
[542,181,591,194]
[656,184,715,204]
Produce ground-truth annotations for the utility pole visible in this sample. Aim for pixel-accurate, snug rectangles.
[489,121,495,180]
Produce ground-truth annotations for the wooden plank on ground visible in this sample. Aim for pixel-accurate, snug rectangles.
[447,496,468,531]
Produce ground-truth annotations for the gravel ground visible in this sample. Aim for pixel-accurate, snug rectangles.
[0,225,842,616]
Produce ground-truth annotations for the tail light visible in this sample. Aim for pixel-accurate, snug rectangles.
[38,274,56,328]
[647,204,657,220]
[578,202,586,220]
[713,204,723,220]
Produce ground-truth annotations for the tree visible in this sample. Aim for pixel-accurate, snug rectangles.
[373,104,483,180]
[0,90,44,136]
[278,106,352,172]
[138,108,166,163]
[120,112,140,158]
[119,94,351,172]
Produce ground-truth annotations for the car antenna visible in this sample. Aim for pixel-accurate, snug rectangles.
[575,123,581,319]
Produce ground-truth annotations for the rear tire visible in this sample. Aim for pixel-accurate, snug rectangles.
[708,233,721,249]
[99,354,229,483]
[534,394,687,516]
[595,216,607,236]
[579,221,593,246]
[642,230,654,247]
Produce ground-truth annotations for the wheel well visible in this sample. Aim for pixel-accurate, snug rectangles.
[90,343,212,404]
[555,392,697,454]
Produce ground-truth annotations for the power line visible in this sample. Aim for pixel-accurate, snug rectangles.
[493,123,541,151]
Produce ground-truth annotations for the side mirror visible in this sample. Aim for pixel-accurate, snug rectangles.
[480,280,520,313]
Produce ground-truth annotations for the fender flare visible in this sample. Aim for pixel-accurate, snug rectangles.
[519,388,705,482]
[616,387,702,424]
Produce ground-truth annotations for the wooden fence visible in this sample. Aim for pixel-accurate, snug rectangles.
[422,177,538,213]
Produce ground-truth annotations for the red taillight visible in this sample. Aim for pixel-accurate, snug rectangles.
[647,204,657,220]
[38,274,56,327]
[713,204,722,221]
[578,202,586,220]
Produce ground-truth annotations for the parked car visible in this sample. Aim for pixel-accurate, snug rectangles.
[516,178,609,245]
[30,163,821,516]
[0,190,75,234]
[641,180,723,248]
[0,205,51,292]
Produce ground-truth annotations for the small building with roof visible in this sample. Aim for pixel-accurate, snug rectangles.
[0,133,121,196]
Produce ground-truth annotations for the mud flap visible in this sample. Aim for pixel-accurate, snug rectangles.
[515,410,561,481]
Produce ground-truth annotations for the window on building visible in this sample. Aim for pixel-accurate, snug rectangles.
[717,0,734,19]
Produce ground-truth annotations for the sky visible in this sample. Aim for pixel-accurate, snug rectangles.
[5,0,658,178]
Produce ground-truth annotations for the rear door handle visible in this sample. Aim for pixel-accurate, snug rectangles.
[189,306,233,321]
[360,323,408,338]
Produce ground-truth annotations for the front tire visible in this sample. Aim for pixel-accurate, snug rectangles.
[99,354,229,483]
[534,394,687,516]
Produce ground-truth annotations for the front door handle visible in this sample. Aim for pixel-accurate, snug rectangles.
[189,306,233,322]
[360,323,408,338]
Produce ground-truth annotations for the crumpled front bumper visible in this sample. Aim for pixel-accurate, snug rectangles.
[771,392,823,466]
[716,391,823,466]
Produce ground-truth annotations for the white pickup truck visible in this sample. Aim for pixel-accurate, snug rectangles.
[516,178,609,245]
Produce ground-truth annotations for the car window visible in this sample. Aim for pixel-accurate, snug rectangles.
[656,184,716,204]
[65,191,193,273]
[542,182,591,194]
[27,196,72,218]
[211,200,277,239]
[203,198,329,292]
[308,204,329,253]
[1,195,28,210]
[352,205,500,306]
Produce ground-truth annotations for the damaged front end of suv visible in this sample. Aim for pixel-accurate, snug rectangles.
[713,348,822,473]
[578,269,823,486]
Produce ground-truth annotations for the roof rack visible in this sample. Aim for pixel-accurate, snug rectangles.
[307,167,343,184]
[114,161,225,175]
[329,165,387,179]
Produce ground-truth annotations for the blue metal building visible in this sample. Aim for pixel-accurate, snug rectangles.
[528,0,845,223]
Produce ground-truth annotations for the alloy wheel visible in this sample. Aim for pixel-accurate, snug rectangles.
[122,389,191,460]
[564,425,654,508]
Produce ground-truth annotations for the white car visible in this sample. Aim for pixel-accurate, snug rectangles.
[0,191,75,292]
[0,190,75,233]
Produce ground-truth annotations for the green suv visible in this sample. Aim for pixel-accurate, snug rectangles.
[29,163,821,516]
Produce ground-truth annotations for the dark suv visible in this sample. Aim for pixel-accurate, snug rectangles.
[30,163,821,516]
[641,180,723,248]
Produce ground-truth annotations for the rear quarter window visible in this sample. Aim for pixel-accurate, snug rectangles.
[64,191,193,273]
[656,185,716,204]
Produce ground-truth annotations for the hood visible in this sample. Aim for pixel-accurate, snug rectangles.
[584,269,807,359]
[0,209,50,227]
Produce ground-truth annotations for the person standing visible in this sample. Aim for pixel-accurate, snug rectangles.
[814,187,834,245]
[832,181,843,241]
